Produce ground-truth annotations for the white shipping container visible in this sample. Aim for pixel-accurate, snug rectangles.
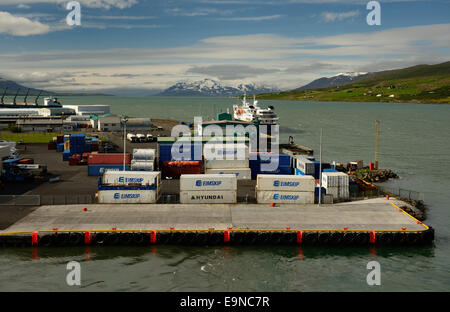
[131,160,154,171]
[256,174,315,192]
[322,172,349,188]
[206,168,251,180]
[203,143,249,160]
[325,186,339,199]
[102,171,161,187]
[98,190,159,204]
[180,190,237,204]
[133,149,156,160]
[205,159,249,169]
[338,186,349,200]
[256,191,314,204]
[180,174,237,191]
[295,157,315,175]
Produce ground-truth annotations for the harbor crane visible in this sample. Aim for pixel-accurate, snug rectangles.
[1,87,7,105]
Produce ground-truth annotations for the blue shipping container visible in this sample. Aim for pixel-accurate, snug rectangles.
[88,164,130,176]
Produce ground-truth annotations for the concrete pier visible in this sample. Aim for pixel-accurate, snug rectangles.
[0,198,428,233]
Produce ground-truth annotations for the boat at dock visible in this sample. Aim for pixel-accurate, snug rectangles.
[233,94,279,125]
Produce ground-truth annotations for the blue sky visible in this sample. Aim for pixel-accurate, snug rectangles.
[0,0,449,93]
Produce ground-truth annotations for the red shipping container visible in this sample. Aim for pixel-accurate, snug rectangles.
[19,158,34,164]
[56,135,64,144]
[69,157,80,166]
[88,153,131,165]
[82,153,90,160]
[162,161,202,178]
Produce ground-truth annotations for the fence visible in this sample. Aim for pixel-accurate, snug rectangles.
[376,186,424,202]
[349,185,424,202]
[0,194,94,206]
[0,195,41,206]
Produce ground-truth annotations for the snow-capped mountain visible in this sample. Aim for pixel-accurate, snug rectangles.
[159,79,278,96]
[296,72,371,90]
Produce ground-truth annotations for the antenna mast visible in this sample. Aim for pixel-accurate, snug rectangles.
[375,120,380,170]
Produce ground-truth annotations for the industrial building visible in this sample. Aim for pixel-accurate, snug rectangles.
[16,118,63,132]
[126,118,152,131]
[97,115,121,132]
[63,105,110,116]
[38,107,75,117]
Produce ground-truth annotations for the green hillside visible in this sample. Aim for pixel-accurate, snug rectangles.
[258,62,450,104]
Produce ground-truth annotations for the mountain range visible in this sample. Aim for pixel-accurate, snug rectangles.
[0,77,45,96]
[158,79,279,96]
[296,72,371,90]
[257,61,450,104]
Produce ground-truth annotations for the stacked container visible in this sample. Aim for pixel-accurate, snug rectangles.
[87,153,131,176]
[70,134,90,155]
[321,172,349,201]
[295,155,316,176]
[249,153,292,179]
[204,144,251,180]
[256,174,315,204]
[180,174,237,204]
[98,171,161,204]
[131,149,155,171]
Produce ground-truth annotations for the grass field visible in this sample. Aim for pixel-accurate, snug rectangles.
[0,132,61,143]
[258,62,450,104]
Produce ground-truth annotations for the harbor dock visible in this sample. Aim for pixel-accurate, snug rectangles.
[0,198,433,247]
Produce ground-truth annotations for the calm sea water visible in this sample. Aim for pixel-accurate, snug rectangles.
[1,97,449,291]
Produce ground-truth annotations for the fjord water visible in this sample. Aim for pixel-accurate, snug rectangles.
[1,97,449,291]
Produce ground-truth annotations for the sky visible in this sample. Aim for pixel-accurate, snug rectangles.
[0,0,449,94]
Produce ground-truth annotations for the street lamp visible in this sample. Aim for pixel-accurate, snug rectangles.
[121,116,129,171]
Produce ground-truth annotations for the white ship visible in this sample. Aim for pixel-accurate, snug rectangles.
[233,94,278,125]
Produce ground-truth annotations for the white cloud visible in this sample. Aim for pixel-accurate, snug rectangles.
[0,23,448,90]
[0,11,50,36]
[17,4,31,9]
[218,14,282,21]
[321,10,360,22]
[1,0,138,10]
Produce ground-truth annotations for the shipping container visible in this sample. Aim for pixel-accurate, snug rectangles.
[205,159,249,169]
[203,143,249,160]
[88,164,130,176]
[159,144,202,162]
[102,171,160,187]
[98,190,159,204]
[48,142,56,150]
[325,186,339,199]
[133,149,155,161]
[56,143,64,152]
[131,160,155,171]
[180,190,237,204]
[88,153,131,165]
[161,161,202,178]
[180,174,237,191]
[256,174,315,192]
[62,150,71,161]
[322,172,349,188]
[205,168,251,180]
[256,191,314,204]
[295,156,315,175]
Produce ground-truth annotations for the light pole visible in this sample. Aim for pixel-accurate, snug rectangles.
[122,116,128,171]
[319,128,323,206]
